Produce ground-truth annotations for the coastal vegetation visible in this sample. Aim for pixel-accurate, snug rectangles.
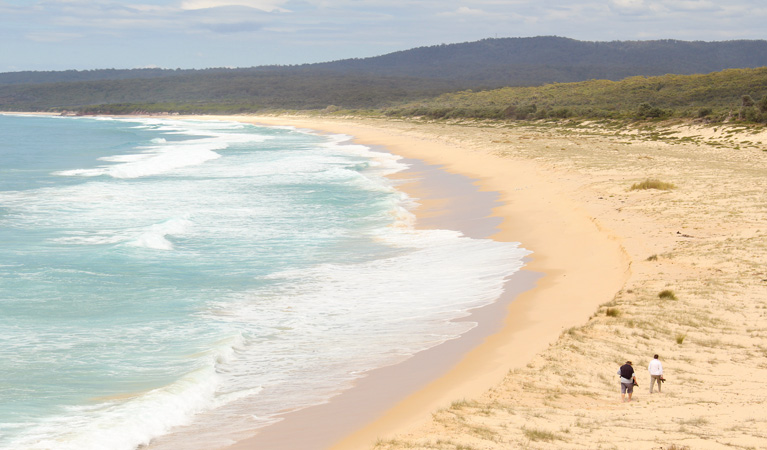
[1,37,767,125]
[0,72,464,112]
[384,68,767,123]
[2,66,766,126]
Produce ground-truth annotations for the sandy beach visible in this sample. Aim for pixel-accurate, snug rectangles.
[203,115,767,450]
[196,113,623,449]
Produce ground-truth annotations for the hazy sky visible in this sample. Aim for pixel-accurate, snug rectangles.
[1,0,765,72]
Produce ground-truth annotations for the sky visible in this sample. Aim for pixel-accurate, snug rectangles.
[1,0,765,72]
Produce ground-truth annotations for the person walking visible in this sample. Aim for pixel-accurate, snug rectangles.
[648,354,664,393]
[618,361,636,402]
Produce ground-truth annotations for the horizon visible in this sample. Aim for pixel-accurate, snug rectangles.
[2,1,766,73]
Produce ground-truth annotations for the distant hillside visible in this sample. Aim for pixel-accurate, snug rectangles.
[385,67,767,122]
[0,72,465,112]
[2,36,767,112]
[0,68,200,86]
[313,36,767,85]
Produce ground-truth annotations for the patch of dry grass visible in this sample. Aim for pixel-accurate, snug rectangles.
[630,178,676,191]
[659,289,678,300]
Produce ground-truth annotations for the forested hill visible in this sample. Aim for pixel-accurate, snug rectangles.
[2,36,767,112]
[0,68,229,86]
[312,37,767,85]
[4,36,767,87]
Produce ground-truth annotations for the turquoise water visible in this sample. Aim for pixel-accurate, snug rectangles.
[0,114,529,450]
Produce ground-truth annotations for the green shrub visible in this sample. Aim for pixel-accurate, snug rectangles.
[758,95,767,113]
[636,102,669,119]
[697,107,713,118]
[659,289,677,300]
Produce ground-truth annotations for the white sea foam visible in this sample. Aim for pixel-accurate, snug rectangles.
[127,218,193,250]
[97,154,150,163]
[56,141,223,179]
[144,233,529,450]
[53,118,272,180]
[3,336,245,450]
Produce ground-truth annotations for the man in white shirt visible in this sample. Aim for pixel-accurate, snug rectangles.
[648,354,664,393]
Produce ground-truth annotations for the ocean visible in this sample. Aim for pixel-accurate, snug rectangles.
[0,114,529,450]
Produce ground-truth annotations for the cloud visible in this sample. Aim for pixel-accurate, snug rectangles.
[2,0,767,72]
[202,21,264,33]
[25,31,83,42]
[180,0,289,12]
[4,0,278,39]
[438,6,491,17]
[609,0,648,13]
[610,0,720,14]
[662,0,719,12]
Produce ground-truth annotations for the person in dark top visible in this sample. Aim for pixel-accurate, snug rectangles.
[617,360,636,402]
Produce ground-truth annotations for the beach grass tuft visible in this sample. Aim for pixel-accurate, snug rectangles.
[630,178,676,191]
[605,307,621,317]
[659,289,678,300]
[373,438,416,449]
[450,398,480,410]
[675,333,687,344]
[677,417,710,427]
[647,254,659,261]
[466,424,499,441]
[522,426,557,442]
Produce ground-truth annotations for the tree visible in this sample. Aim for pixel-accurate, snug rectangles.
[758,95,767,113]
[636,102,667,119]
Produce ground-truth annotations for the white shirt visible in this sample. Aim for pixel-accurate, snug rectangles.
[648,358,663,376]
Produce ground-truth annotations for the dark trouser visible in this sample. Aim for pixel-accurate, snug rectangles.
[650,374,662,393]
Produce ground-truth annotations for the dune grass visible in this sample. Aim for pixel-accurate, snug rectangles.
[522,426,558,442]
[630,178,676,191]
[659,289,678,300]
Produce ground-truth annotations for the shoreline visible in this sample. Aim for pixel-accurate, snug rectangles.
[3,112,546,449]
[214,115,630,449]
[221,127,542,449]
